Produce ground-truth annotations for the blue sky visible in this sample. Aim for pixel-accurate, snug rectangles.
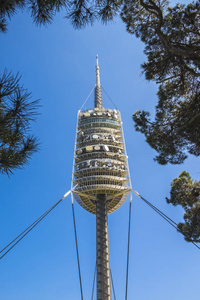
[1,3,200,300]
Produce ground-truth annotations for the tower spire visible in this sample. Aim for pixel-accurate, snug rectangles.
[96,55,100,86]
[95,55,103,109]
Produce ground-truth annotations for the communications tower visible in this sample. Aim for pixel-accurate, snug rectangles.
[71,56,131,299]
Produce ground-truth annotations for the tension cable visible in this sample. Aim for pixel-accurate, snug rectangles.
[80,85,95,111]
[91,264,96,300]
[111,269,117,300]
[0,190,71,260]
[125,193,132,300]
[132,190,200,251]
[71,193,84,300]
[101,85,118,110]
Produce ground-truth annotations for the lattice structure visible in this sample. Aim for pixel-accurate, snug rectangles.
[72,56,131,300]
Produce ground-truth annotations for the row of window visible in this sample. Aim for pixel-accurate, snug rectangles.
[79,117,120,126]
[74,170,127,177]
[79,122,121,130]
[75,165,127,176]
[76,158,126,169]
[75,151,126,161]
[79,109,119,120]
[77,181,125,187]
[76,144,124,155]
[78,127,121,136]
[78,133,121,144]
[75,175,127,183]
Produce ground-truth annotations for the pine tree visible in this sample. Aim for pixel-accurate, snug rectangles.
[167,172,200,242]
[0,70,39,175]
[0,0,67,32]
[124,0,200,164]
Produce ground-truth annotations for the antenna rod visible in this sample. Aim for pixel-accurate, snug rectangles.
[96,55,100,86]
[94,55,103,109]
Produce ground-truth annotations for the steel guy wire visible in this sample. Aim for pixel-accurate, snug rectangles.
[132,189,200,251]
[0,190,71,260]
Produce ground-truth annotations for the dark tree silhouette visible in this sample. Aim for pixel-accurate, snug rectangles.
[167,172,200,243]
[0,70,39,175]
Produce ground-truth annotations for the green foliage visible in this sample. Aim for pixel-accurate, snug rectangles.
[29,0,67,26]
[0,0,25,32]
[0,70,39,175]
[0,0,67,31]
[167,172,200,242]
[123,0,200,164]
[133,85,200,164]
[0,0,124,32]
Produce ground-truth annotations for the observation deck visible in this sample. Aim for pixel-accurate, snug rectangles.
[72,107,131,214]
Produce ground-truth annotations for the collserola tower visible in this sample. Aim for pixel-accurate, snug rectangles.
[71,56,131,300]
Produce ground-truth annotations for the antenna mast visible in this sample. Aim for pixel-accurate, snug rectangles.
[72,56,131,300]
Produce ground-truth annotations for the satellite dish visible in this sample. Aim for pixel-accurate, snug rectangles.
[94,145,100,151]
[86,145,93,152]
[77,149,82,155]
[103,145,109,152]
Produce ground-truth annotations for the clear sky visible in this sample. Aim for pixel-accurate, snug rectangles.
[1,2,200,300]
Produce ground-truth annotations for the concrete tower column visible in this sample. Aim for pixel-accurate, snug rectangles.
[96,194,112,300]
